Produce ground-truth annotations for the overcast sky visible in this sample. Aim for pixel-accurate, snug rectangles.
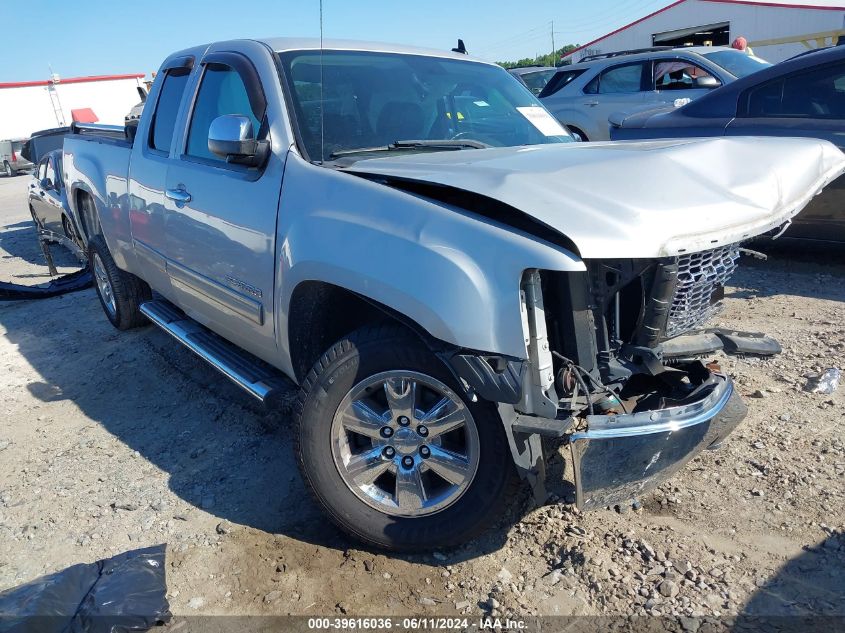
[4,0,672,81]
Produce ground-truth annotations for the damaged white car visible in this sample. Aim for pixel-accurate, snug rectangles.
[62,38,845,551]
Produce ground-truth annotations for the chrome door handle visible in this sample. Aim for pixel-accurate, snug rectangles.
[584,101,599,107]
[165,188,192,207]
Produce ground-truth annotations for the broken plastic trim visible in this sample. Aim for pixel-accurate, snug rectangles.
[662,328,782,358]
[0,267,92,301]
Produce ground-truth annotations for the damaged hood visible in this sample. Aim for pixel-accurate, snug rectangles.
[345,137,845,258]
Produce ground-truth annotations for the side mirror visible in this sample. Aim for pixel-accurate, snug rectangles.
[208,115,269,166]
[40,177,53,190]
[695,76,720,89]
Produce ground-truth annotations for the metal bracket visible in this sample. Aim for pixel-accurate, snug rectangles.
[498,403,548,504]
[517,270,559,418]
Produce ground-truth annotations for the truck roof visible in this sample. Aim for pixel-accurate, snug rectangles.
[259,37,495,64]
[162,37,493,66]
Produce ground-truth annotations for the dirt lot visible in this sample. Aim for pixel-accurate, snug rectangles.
[0,173,843,624]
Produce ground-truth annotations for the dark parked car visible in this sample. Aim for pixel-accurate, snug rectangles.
[610,45,845,242]
[508,65,558,95]
[28,149,81,246]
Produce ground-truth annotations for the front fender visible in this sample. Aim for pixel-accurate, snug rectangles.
[276,155,584,369]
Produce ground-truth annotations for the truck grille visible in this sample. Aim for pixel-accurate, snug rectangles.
[665,244,741,338]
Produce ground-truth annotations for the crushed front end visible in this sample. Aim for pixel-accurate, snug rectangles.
[464,243,762,511]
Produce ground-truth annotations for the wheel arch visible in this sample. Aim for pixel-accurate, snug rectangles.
[73,187,101,241]
[286,280,439,383]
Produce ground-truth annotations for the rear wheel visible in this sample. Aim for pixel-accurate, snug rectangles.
[295,324,518,551]
[3,162,13,177]
[88,234,151,330]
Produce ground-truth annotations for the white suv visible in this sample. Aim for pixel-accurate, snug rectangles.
[1,138,34,176]
[539,46,770,141]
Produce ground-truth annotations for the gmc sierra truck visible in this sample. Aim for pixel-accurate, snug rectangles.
[62,38,845,551]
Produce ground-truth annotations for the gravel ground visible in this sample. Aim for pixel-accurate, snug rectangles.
[0,174,843,625]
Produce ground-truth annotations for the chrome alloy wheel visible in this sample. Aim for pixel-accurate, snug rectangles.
[92,253,116,317]
[331,370,480,517]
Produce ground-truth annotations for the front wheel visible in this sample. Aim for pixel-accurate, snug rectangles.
[295,324,518,551]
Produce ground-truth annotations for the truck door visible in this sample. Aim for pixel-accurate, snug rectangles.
[128,59,193,291]
[162,50,284,359]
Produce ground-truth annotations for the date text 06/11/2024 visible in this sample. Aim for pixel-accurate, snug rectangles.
[306,617,528,630]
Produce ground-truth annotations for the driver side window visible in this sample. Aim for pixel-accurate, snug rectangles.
[186,63,262,162]
[654,60,718,91]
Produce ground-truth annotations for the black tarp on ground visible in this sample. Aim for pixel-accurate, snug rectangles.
[0,544,170,633]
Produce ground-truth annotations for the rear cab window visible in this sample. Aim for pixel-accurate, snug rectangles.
[149,69,191,153]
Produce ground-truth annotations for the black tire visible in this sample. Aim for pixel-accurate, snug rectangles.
[88,234,151,330]
[62,215,81,248]
[4,162,14,177]
[295,323,519,551]
[567,126,588,142]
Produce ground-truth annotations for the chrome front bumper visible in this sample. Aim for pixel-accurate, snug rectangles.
[569,374,746,511]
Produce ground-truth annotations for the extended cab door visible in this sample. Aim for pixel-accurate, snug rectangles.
[162,45,286,359]
[128,57,194,291]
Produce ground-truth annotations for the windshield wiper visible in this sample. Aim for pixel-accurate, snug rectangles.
[392,139,490,150]
[329,138,489,159]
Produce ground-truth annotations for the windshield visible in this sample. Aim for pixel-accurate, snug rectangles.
[279,50,572,161]
[702,50,771,78]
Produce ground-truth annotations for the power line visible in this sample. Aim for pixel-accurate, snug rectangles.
[479,0,673,61]
[474,22,555,54]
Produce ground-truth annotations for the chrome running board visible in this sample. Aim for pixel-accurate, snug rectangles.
[140,299,290,403]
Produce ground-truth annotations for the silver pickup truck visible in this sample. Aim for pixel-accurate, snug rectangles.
[63,38,845,551]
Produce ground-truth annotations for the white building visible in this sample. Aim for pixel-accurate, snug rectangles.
[562,0,845,64]
[0,73,145,140]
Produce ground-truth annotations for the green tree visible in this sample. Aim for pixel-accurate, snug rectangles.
[498,44,579,69]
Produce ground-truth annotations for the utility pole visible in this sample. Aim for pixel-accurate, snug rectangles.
[551,20,556,66]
